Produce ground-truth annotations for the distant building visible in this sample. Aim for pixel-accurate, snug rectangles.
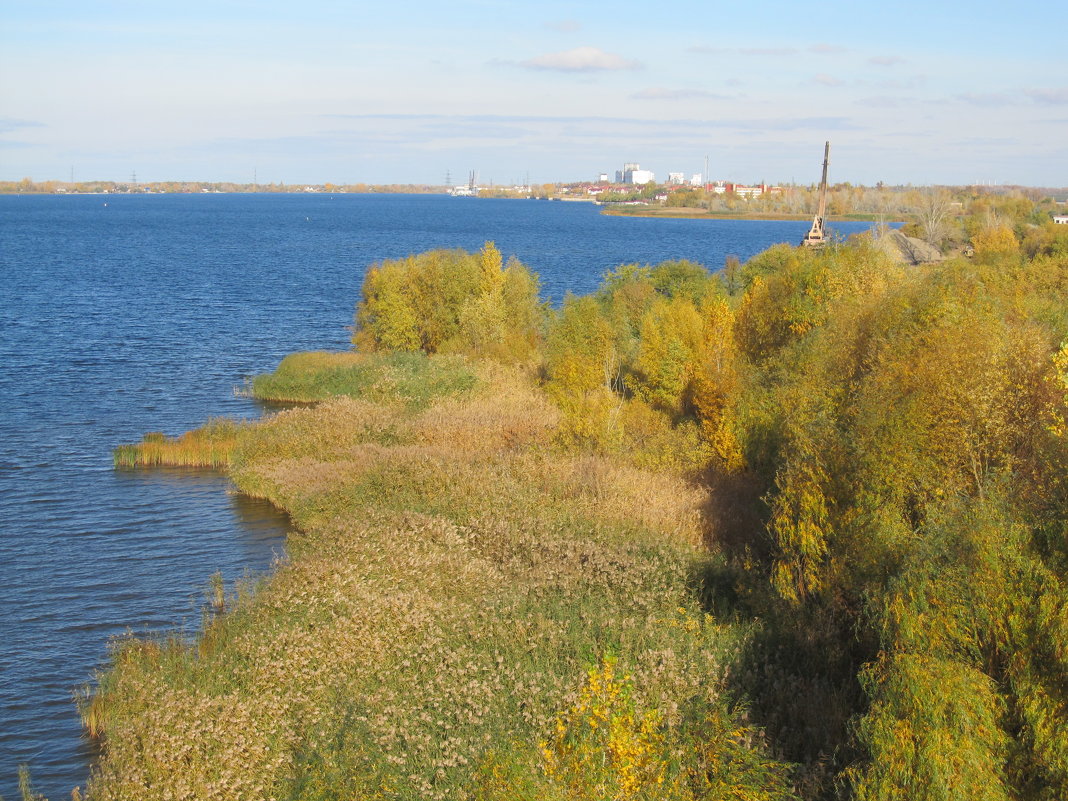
[690,174,704,187]
[667,172,685,185]
[723,182,783,198]
[598,173,609,183]
[617,163,654,185]
[1054,214,1068,225]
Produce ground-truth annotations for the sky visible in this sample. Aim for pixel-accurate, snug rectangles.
[1,0,1066,187]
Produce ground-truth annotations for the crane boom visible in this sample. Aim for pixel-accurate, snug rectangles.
[801,141,830,247]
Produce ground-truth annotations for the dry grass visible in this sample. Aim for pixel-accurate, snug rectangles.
[85,355,795,801]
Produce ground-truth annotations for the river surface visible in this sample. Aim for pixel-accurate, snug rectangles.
[0,192,877,799]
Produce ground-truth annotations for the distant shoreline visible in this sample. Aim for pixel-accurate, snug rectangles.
[599,206,901,223]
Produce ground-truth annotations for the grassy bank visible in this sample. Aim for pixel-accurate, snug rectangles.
[243,350,479,407]
[91,357,795,801]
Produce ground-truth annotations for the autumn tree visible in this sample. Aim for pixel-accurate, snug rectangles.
[353,243,543,362]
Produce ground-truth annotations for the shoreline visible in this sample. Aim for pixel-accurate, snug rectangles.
[598,206,902,223]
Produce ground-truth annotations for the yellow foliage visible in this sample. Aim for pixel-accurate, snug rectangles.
[972,225,1019,260]
[539,657,675,800]
[544,295,621,444]
[353,262,422,351]
[354,245,543,362]
[479,240,505,293]
[1048,341,1068,438]
[629,296,704,416]
[770,460,831,603]
[692,296,745,470]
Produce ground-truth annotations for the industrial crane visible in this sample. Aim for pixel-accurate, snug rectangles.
[801,141,830,247]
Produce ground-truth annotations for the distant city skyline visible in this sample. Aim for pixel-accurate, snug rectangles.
[1,1,1065,187]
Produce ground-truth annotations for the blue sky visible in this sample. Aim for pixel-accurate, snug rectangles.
[1,0,1065,186]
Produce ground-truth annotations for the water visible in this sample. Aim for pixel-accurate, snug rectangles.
[0,193,877,798]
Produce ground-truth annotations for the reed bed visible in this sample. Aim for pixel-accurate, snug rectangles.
[112,418,249,468]
[246,350,479,407]
[85,355,796,801]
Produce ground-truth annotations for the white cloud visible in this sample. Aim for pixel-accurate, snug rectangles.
[521,46,641,72]
[869,55,905,66]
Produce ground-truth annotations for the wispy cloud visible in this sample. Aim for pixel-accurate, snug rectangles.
[810,43,847,54]
[691,43,838,57]
[869,55,905,67]
[0,118,45,134]
[324,112,862,135]
[873,75,927,90]
[856,96,908,108]
[957,92,1017,107]
[952,87,1068,107]
[630,87,726,101]
[812,74,845,87]
[545,19,582,33]
[948,136,1018,147]
[739,46,798,56]
[1024,87,1068,105]
[520,46,641,72]
[688,45,797,57]
[687,45,727,55]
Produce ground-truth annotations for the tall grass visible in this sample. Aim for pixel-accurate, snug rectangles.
[112,418,249,468]
[85,357,796,801]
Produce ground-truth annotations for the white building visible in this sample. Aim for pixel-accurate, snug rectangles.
[1054,215,1068,225]
[617,163,655,185]
[667,172,685,185]
[690,174,704,186]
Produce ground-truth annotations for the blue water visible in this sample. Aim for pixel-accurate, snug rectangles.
[0,193,878,799]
